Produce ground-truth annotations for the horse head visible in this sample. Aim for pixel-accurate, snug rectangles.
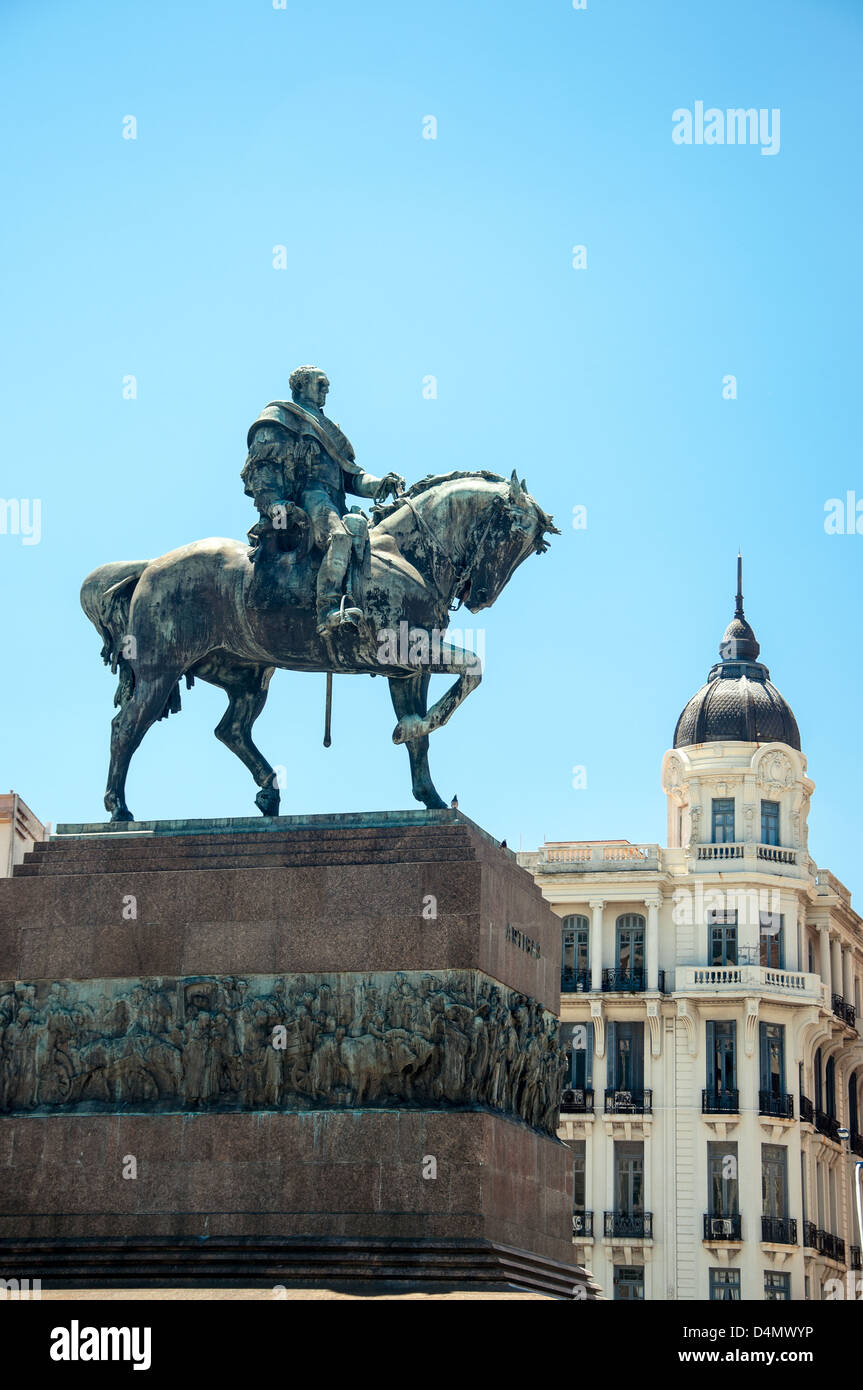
[454,470,561,613]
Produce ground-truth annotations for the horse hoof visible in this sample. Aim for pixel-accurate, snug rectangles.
[392,715,424,745]
[111,809,134,823]
[255,785,280,816]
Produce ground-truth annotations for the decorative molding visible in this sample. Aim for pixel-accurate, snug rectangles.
[677,999,697,1056]
[744,998,759,1056]
[646,1001,661,1058]
[590,999,605,1059]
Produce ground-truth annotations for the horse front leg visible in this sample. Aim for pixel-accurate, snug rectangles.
[391,642,483,745]
[388,671,447,810]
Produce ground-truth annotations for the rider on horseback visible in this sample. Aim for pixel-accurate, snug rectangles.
[243,365,404,637]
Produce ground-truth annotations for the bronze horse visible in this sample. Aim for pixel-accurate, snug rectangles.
[81,470,558,821]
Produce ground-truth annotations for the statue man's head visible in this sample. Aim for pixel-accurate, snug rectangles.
[290,365,329,410]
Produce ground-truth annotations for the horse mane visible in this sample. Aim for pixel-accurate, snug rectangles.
[371,469,508,524]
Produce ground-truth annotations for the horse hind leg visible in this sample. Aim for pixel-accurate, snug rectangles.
[208,662,280,815]
[105,671,185,821]
[388,672,447,811]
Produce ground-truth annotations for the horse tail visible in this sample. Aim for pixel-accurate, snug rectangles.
[80,561,184,719]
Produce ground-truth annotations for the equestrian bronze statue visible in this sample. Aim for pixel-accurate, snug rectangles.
[81,366,559,821]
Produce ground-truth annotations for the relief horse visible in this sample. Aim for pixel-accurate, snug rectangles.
[80,469,558,821]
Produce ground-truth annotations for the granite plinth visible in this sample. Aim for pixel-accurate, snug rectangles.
[0,813,588,1296]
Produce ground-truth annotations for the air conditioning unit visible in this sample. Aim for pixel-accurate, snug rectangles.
[710,1218,734,1238]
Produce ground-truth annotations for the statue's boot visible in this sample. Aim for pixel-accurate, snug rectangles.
[316,532,364,636]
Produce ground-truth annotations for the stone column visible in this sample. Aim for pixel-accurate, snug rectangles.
[819,925,832,998]
[589,898,604,993]
[832,937,843,1001]
[645,896,661,991]
[843,947,853,1009]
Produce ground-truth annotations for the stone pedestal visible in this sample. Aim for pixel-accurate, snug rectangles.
[0,810,591,1297]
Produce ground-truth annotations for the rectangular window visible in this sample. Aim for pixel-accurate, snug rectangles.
[761,799,780,846]
[759,1022,786,1098]
[712,798,735,843]
[808,939,815,973]
[607,1022,644,1093]
[706,1020,737,1095]
[562,920,589,989]
[764,1271,790,1301]
[616,916,644,979]
[760,912,785,969]
[614,1142,644,1214]
[761,1144,788,1222]
[708,910,738,966]
[708,1141,739,1216]
[613,1265,644,1301]
[561,1022,594,1091]
[710,1269,741,1301]
[572,1140,586,1213]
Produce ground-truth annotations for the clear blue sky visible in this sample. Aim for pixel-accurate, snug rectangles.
[2,1,861,897]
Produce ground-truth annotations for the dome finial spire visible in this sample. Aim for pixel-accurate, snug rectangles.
[735,552,744,618]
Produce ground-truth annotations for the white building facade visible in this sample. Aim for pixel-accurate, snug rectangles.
[519,567,863,1301]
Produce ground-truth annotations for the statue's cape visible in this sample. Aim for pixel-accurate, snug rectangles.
[247,400,362,476]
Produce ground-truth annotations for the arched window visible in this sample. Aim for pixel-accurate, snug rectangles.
[615,914,645,986]
[561,914,589,991]
[813,1048,823,1114]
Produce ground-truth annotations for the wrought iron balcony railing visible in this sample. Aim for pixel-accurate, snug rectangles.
[604,1210,653,1240]
[815,1110,841,1142]
[561,968,590,993]
[815,1229,845,1263]
[758,1090,794,1119]
[602,968,645,993]
[560,1087,594,1114]
[703,1213,742,1241]
[601,969,666,993]
[761,1217,797,1245]
[572,1210,593,1238]
[702,1088,740,1114]
[604,1088,652,1115]
[803,1220,818,1250]
[851,1131,863,1159]
[851,1246,862,1271]
[799,1094,815,1125]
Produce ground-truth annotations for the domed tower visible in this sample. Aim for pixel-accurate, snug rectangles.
[661,558,813,865]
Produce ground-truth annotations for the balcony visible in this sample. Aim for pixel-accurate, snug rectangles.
[603,968,643,993]
[800,1094,815,1125]
[561,968,590,993]
[604,1088,652,1115]
[572,1210,593,1238]
[697,843,744,861]
[815,1111,841,1142]
[676,965,826,1006]
[703,1213,742,1242]
[756,844,797,866]
[851,1246,862,1271]
[761,1217,797,1245]
[833,996,857,1029]
[560,1087,594,1114]
[815,1229,845,1263]
[851,1132,863,1159]
[803,1221,818,1250]
[532,841,661,874]
[604,1211,653,1240]
[759,1090,794,1120]
[702,1089,740,1114]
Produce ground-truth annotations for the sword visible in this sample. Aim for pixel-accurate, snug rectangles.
[323,671,333,747]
